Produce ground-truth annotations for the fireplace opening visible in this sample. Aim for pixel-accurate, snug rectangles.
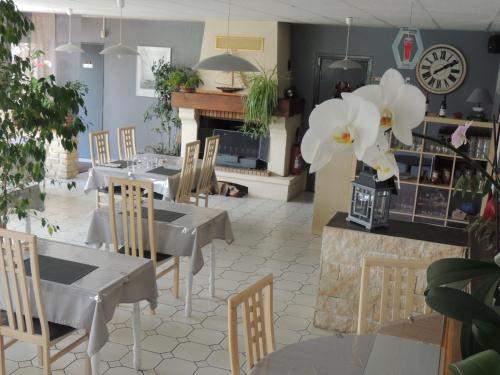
[198,117,269,170]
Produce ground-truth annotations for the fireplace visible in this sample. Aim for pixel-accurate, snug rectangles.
[199,117,269,170]
[172,91,306,200]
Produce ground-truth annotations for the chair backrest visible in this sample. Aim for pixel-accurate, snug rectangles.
[108,177,158,267]
[357,256,432,334]
[227,274,275,375]
[196,136,219,195]
[89,130,111,167]
[117,126,137,160]
[0,229,48,342]
[176,140,200,204]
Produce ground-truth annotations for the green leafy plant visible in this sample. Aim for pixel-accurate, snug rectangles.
[0,0,86,231]
[240,66,278,138]
[183,69,203,90]
[165,67,202,92]
[144,59,181,155]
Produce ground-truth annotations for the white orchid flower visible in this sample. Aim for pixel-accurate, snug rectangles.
[301,93,380,173]
[362,139,400,182]
[353,68,426,145]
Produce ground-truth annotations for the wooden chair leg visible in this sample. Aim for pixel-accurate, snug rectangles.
[204,194,208,208]
[0,336,5,375]
[173,257,180,299]
[96,190,101,209]
[42,346,51,375]
[37,346,44,367]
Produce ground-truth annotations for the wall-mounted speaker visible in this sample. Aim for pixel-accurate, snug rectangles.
[488,34,500,53]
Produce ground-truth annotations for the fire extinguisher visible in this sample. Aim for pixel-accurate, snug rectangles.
[290,143,302,175]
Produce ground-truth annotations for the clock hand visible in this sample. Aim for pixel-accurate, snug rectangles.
[432,60,458,75]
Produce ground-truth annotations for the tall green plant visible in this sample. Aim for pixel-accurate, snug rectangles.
[241,67,278,138]
[144,59,181,155]
[0,0,86,231]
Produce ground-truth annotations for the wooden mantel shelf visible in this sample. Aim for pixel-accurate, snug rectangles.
[171,90,304,118]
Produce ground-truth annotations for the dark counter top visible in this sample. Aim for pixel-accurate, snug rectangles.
[326,212,466,248]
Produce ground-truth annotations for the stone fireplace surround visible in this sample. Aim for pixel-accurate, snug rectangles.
[172,91,306,201]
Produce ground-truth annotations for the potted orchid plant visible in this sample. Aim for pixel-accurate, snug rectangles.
[301,68,500,373]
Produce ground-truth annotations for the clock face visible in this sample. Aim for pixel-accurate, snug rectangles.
[416,44,467,95]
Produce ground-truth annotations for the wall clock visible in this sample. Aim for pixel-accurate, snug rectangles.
[416,44,467,94]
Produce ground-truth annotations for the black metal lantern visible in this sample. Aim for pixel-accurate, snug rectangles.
[347,168,396,230]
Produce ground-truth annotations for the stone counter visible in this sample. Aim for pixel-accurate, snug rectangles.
[314,212,466,333]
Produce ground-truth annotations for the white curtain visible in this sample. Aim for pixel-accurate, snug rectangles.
[30,13,55,78]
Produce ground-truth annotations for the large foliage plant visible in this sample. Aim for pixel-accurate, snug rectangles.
[0,0,86,230]
[144,58,182,156]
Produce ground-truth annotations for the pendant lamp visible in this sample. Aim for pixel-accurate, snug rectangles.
[330,17,361,70]
[55,9,84,54]
[193,0,257,73]
[100,0,138,56]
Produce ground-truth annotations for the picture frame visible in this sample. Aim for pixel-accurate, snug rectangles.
[136,46,172,97]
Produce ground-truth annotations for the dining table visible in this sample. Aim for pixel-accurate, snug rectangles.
[251,314,445,375]
[85,199,234,317]
[0,238,158,374]
[83,154,217,201]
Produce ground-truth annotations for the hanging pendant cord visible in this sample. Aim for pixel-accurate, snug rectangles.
[226,0,231,53]
[119,6,123,44]
[68,13,72,43]
[345,22,350,60]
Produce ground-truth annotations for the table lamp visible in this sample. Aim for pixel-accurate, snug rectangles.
[466,88,492,121]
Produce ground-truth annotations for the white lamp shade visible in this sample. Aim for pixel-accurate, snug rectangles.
[55,42,84,54]
[100,43,138,56]
[329,58,362,70]
[194,53,258,72]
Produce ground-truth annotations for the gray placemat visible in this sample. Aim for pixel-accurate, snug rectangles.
[147,166,180,176]
[24,255,98,285]
[120,208,186,222]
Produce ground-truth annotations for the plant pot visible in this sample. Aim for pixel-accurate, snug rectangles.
[179,86,195,93]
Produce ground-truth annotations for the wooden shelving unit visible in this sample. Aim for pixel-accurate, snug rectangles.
[355,116,495,227]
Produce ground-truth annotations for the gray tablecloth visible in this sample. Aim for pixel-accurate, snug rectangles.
[250,334,441,375]
[83,154,217,201]
[0,239,158,357]
[85,201,234,275]
[9,184,44,211]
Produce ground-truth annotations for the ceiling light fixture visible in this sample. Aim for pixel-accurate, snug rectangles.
[193,0,258,73]
[55,8,84,54]
[100,0,138,57]
[330,17,362,70]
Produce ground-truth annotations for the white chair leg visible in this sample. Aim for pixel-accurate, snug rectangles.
[132,302,141,370]
[184,258,193,317]
[209,242,215,298]
[91,352,100,375]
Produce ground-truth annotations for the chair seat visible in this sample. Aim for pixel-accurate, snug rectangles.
[118,246,173,262]
[0,310,75,341]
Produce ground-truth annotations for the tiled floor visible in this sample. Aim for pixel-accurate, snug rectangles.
[5,174,333,374]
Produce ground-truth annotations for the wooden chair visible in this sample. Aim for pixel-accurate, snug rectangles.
[227,274,275,375]
[194,136,219,207]
[117,126,137,160]
[357,256,432,335]
[175,140,200,204]
[0,229,90,375]
[89,130,111,167]
[90,131,112,208]
[108,177,180,299]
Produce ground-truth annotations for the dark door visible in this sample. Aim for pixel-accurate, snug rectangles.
[78,43,104,159]
[306,54,373,191]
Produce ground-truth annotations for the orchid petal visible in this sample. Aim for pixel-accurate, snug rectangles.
[308,140,337,173]
[380,69,405,106]
[363,150,399,181]
[352,85,384,111]
[391,84,426,144]
[300,128,321,165]
[308,98,348,134]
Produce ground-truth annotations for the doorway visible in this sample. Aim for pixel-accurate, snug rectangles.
[78,43,104,160]
[306,54,373,191]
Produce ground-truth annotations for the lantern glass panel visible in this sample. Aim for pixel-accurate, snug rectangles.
[352,185,374,220]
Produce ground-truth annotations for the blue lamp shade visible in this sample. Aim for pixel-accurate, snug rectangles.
[466,88,493,105]
[194,53,258,72]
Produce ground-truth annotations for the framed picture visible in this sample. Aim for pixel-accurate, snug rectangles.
[136,46,171,97]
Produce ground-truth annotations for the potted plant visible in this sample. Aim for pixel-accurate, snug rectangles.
[180,69,203,93]
[241,66,278,138]
[0,0,86,232]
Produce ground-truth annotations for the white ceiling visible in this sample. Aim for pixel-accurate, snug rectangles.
[13,0,500,31]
